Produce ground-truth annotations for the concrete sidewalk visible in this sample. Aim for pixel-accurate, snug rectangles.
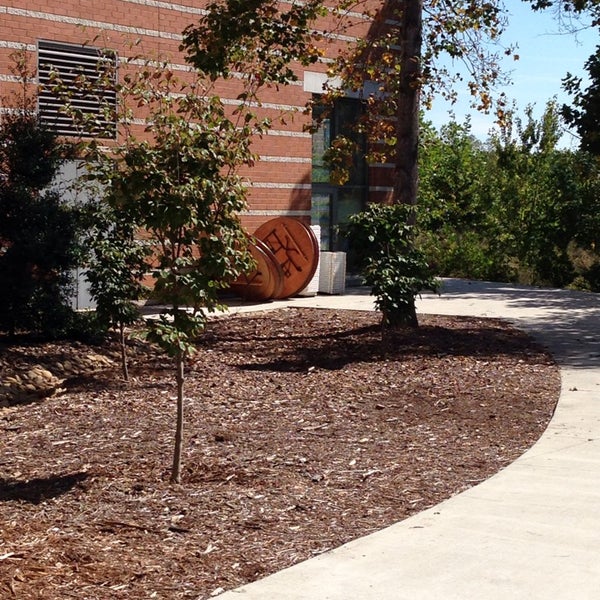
[218,279,600,600]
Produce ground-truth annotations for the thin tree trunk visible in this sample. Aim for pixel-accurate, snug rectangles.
[119,322,129,381]
[171,353,185,484]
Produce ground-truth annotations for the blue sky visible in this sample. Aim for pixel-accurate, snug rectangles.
[424,2,599,147]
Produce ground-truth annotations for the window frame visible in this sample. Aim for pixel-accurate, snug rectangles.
[311,96,367,251]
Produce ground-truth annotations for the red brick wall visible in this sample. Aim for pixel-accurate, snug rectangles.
[0,1,389,229]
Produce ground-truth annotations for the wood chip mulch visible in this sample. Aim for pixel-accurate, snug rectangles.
[0,307,560,599]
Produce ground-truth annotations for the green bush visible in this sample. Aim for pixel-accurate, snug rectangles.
[419,229,515,283]
[0,110,83,338]
[418,107,600,289]
[344,203,439,328]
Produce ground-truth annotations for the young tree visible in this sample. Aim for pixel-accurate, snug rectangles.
[44,1,329,483]
[81,61,260,483]
[82,197,150,380]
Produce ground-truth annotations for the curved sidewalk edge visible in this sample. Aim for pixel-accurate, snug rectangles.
[218,279,600,600]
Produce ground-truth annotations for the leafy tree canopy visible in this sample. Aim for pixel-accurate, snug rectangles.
[523,0,600,24]
[311,0,516,206]
[562,45,600,154]
[522,0,600,153]
[181,0,326,85]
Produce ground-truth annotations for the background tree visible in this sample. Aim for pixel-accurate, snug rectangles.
[487,102,583,287]
[523,0,600,152]
[0,51,83,339]
[418,103,600,290]
[418,117,512,281]
[562,45,600,154]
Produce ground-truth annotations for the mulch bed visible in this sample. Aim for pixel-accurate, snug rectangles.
[0,307,560,599]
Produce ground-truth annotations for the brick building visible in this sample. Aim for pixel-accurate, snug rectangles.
[0,0,392,251]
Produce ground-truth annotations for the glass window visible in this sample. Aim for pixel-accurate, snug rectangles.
[311,97,366,251]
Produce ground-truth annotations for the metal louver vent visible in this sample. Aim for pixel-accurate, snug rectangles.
[38,40,117,138]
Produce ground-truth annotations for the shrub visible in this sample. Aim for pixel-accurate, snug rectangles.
[0,110,83,338]
[344,203,439,328]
